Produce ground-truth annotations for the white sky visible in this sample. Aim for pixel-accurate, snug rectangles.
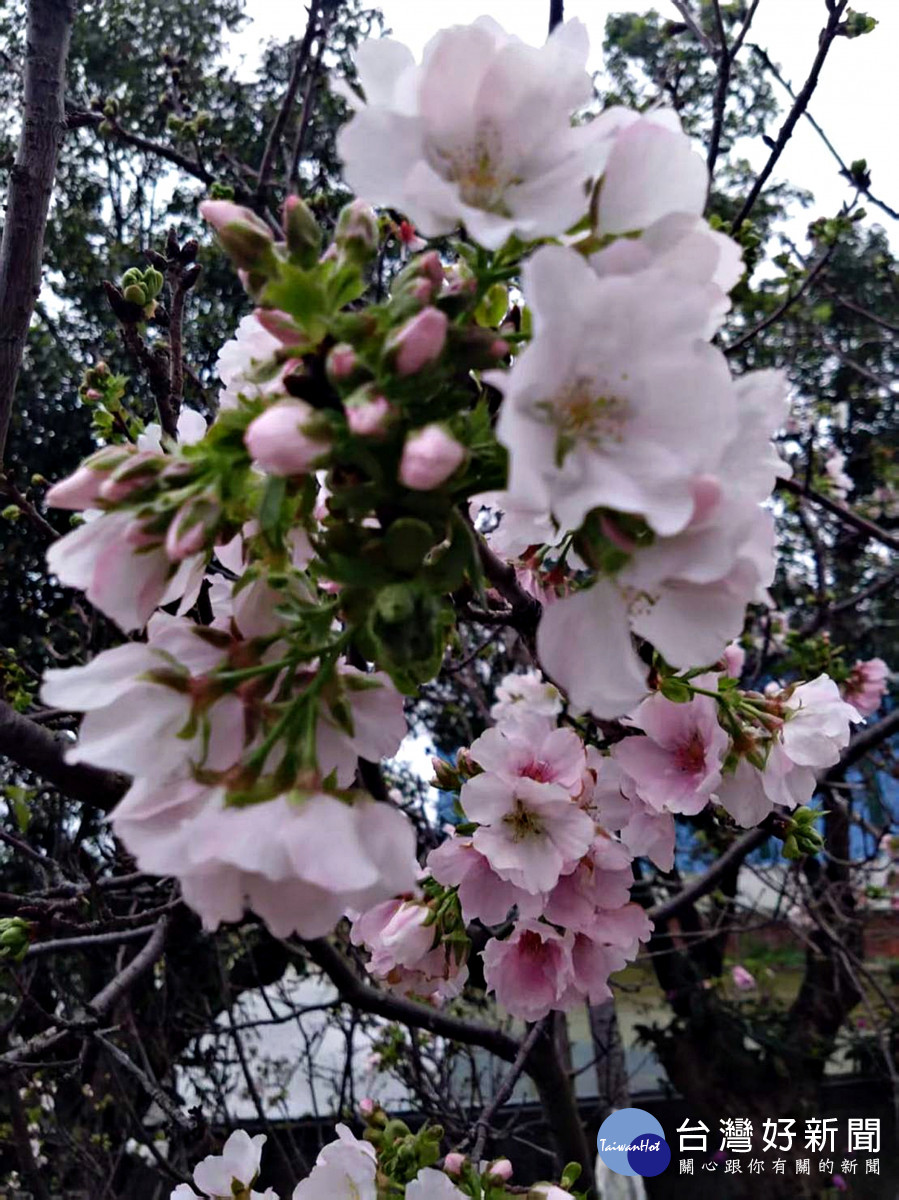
[228,0,899,249]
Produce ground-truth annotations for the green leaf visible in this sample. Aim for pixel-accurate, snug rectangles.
[659,677,693,703]
[474,282,509,328]
[258,474,287,542]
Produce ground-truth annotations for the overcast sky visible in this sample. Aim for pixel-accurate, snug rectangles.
[228,0,898,250]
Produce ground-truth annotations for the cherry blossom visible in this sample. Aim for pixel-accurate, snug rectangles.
[612,684,730,815]
[732,964,756,990]
[468,713,585,791]
[461,773,595,893]
[337,17,600,249]
[292,1124,377,1200]
[117,790,420,938]
[192,1129,266,1197]
[426,835,544,926]
[779,675,863,769]
[406,1168,467,1199]
[216,312,282,410]
[244,399,332,475]
[489,669,562,724]
[842,657,889,717]
[482,921,575,1021]
[494,244,738,539]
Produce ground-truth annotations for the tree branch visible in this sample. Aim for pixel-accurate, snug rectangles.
[256,1,322,203]
[732,1,848,231]
[0,0,76,463]
[724,243,833,355]
[0,698,126,810]
[777,476,899,552]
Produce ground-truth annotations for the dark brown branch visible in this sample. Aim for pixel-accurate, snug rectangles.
[0,917,168,1069]
[823,341,898,393]
[94,1032,195,1130]
[0,697,126,810]
[751,43,899,223]
[777,476,899,551]
[303,938,594,1189]
[0,0,76,463]
[0,473,57,539]
[732,1,848,231]
[820,285,899,335]
[256,1,321,203]
[68,109,214,186]
[670,0,715,54]
[467,1018,546,1161]
[548,0,564,36]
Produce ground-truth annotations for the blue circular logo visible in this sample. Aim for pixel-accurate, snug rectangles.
[596,1108,670,1177]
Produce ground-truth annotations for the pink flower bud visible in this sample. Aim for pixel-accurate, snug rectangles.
[443,1152,466,1176]
[731,964,756,991]
[359,1098,376,1118]
[165,497,218,562]
[253,308,304,345]
[346,389,392,437]
[326,343,359,382]
[46,465,104,510]
[488,1158,513,1182]
[244,399,331,476]
[98,451,162,504]
[84,388,103,401]
[399,424,465,491]
[723,642,746,679]
[199,200,274,270]
[386,307,448,376]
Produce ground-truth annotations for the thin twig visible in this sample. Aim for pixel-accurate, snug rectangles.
[724,244,833,354]
[732,2,849,231]
[94,1032,195,1130]
[468,1019,547,1161]
[777,476,899,552]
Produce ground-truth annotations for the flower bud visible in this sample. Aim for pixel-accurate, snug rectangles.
[98,450,163,504]
[385,307,448,376]
[283,194,322,263]
[326,342,360,384]
[722,642,746,678]
[45,447,128,510]
[244,399,331,476]
[335,199,379,262]
[443,1152,466,1176]
[0,917,30,962]
[430,756,460,791]
[399,424,465,491]
[199,200,275,271]
[345,387,392,438]
[488,1158,513,1182]
[165,496,219,562]
[253,307,305,345]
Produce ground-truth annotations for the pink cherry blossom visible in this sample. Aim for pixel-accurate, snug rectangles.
[468,714,586,792]
[399,424,466,490]
[613,684,730,815]
[426,835,543,925]
[482,921,575,1021]
[842,657,889,717]
[315,666,408,787]
[731,964,756,990]
[542,839,634,933]
[461,773,595,893]
[779,675,862,769]
[351,898,435,973]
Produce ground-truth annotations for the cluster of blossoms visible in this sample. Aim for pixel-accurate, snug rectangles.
[348,660,861,1020]
[170,1119,580,1199]
[39,15,872,977]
